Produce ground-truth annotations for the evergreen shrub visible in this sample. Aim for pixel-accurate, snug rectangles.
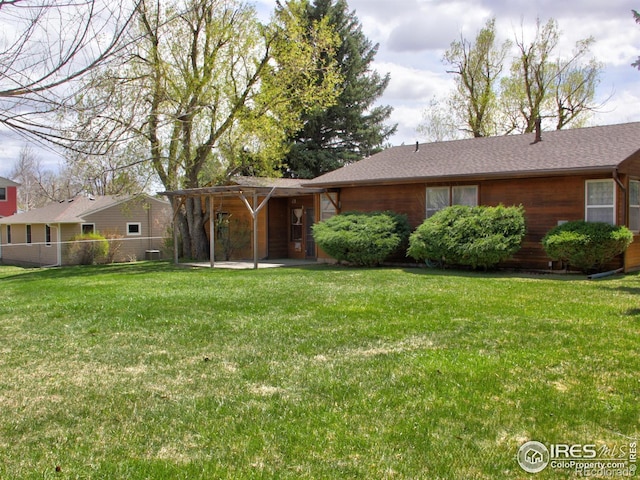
[407,205,526,269]
[541,220,633,273]
[312,211,410,266]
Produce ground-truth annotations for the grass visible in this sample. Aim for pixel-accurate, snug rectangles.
[0,261,638,479]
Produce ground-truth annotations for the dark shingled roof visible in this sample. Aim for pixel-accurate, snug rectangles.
[304,122,640,187]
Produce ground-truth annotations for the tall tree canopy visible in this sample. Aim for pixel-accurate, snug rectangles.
[443,18,510,138]
[632,9,640,69]
[283,0,396,179]
[419,17,602,140]
[78,0,341,259]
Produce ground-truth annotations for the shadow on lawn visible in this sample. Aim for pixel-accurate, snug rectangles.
[399,265,588,281]
[0,260,179,283]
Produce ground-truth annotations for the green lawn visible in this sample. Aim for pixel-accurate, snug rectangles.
[0,262,638,479]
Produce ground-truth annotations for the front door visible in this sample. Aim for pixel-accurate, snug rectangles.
[305,207,315,259]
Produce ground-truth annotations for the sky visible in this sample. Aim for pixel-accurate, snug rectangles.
[2,0,640,176]
[255,0,640,145]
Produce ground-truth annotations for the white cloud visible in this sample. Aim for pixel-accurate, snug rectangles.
[376,62,451,101]
[4,0,640,172]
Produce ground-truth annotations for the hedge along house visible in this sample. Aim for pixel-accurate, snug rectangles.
[303,121,640,272]
[0,195,172,267]
[162,177,331,269]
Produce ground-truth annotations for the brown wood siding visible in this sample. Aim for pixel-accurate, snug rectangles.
[210,197,254,260]
[268,197,288,258]
[336,173,631,271]
[338,184,426,227]
[625,235,640,272]
[619,151,640,177]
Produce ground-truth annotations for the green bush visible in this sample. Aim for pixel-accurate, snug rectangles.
[66,232,110,265]
[541,221,633,272]
[312,211,411,266]
[407,205,526,269]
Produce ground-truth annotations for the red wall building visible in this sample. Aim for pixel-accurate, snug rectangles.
[0,177,19,217]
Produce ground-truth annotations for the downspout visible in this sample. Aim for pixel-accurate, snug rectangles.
[613,168,626,224]
[209,196,215,268]
[613,168,628,272]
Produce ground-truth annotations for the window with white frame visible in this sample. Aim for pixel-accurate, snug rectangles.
[6,225,11,244]
[452,186,478,207]
[127,222,141,236]
[45,225,52,246]
[82,223,95,234]
[426,187,450,218]
[629,180,640,232]
[0,187,6,201]
[426,185,478,218]
[26,224,32,244]
[585,180,615,225]
[320,192,338,221]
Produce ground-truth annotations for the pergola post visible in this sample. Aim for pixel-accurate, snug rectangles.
[173,202,179,265]
[209,195,215,268]
[253,192,259,269]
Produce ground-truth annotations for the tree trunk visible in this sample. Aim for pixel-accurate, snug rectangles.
[186,196,209,261]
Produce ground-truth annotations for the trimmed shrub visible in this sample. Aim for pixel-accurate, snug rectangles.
[66,232,109,265]
[407,204,526,270]
[312,211,411,266]
[541,221,633,273]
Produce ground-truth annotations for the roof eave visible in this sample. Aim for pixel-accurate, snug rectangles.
[303,166,619,188]
[160,185,327,198]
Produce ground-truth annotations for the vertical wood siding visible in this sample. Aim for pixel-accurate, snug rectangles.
[335,173,634,271]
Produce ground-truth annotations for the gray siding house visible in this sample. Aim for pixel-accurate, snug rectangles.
[0,195,171,266]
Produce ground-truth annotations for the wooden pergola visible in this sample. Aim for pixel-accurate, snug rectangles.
[162,183,329,269]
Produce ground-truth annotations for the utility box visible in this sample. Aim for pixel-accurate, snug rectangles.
[145,250,161,260]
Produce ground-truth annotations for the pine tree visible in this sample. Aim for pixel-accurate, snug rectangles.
[284,0,396,179]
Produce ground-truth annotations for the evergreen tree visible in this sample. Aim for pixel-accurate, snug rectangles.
[284,0,396,179]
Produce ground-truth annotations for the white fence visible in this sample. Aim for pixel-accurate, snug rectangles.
[0,236,169,267]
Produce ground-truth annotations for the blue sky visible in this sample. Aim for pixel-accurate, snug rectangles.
[2,0,640,176]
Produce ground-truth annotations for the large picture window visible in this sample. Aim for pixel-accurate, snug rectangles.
[426,185,478,218]
[630,180,640,232]
[585,180,615,225]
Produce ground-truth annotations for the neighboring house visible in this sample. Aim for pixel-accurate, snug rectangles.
[162,122,640,272]
[0,195,171,267]
[0,176,19,217]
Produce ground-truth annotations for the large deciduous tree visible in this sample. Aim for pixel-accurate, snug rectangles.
[79,0,341,260]
[443,18,510,138]
[501,18,601,133]
[283,0,395,178]
[419,17,602,139]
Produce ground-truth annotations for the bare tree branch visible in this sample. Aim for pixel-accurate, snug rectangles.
[0,0,141,148]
